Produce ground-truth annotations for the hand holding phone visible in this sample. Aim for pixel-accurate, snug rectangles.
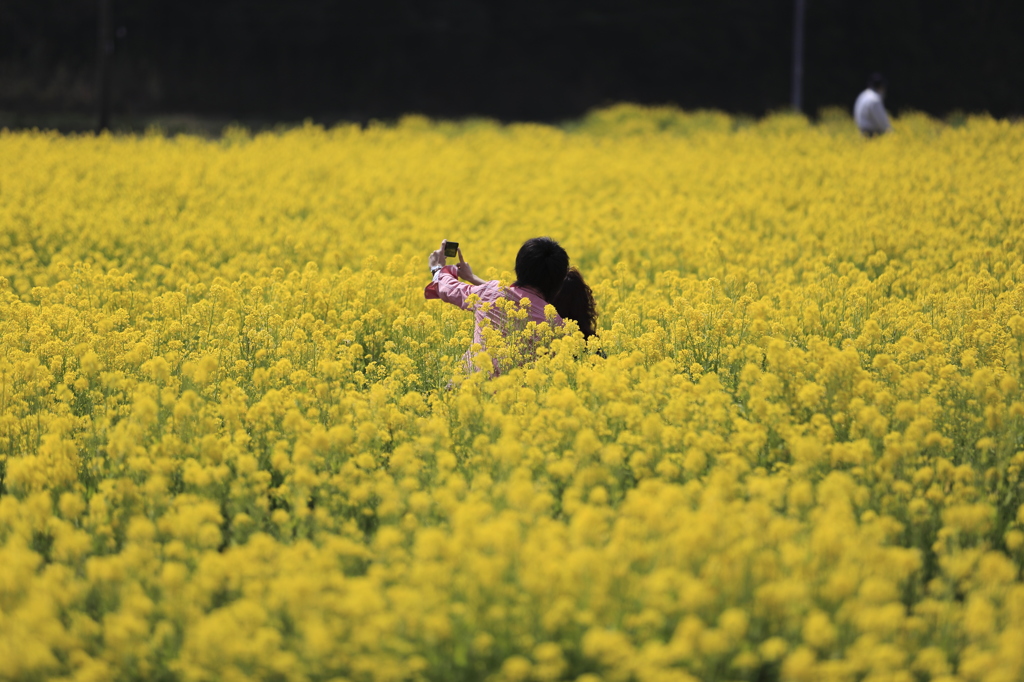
[455,247,485,285]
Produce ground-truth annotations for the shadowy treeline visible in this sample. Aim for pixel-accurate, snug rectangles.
[3,0,1023,126]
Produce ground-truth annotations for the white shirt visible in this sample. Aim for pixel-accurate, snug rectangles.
[853,88,891,136]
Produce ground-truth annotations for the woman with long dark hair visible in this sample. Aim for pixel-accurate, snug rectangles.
[551,267,598,340]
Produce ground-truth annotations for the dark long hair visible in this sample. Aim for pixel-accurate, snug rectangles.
[514,237,569,302]
[552,267,597,339]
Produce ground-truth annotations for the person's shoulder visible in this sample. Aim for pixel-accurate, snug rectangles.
[473,279,502,297]
[507,284,545,303]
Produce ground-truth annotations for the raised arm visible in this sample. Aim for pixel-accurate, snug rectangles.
[424,240,478,309]
[456,248,487,286]
[427,266,477,309]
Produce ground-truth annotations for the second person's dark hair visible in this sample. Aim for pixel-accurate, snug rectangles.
[514,237,570,301]
[552,267,598,339]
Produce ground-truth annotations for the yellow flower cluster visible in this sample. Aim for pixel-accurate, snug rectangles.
[2,106,1024,681]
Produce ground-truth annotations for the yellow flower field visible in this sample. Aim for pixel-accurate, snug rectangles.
[1,106,1024,681]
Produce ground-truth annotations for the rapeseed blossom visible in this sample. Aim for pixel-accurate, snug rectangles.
[1,106,1024,680]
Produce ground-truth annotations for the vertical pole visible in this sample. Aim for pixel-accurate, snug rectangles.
[96,0,113,132]
[791,0,806,112]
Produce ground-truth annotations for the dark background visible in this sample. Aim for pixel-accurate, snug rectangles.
[3,0,1023,128]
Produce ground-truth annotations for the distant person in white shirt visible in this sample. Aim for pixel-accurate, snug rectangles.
[854,73,891,137]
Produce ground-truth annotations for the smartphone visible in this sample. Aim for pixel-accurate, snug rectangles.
[444,241,459,258]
